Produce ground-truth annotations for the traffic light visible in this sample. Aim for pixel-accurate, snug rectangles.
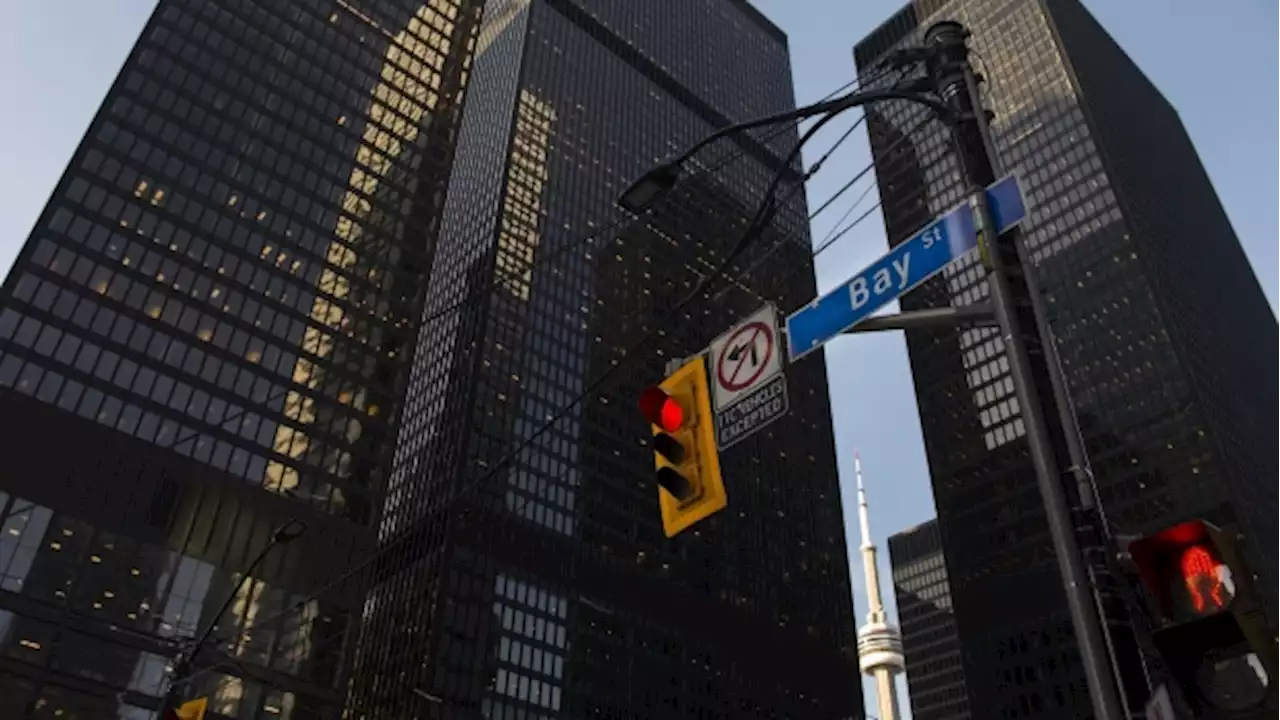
[164,697,207,720]
[1128,519,1277,716]
[639,356,725,537]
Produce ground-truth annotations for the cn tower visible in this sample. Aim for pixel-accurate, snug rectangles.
[853,452,905,720]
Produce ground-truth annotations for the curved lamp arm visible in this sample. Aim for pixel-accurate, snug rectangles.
[618,84,961,213]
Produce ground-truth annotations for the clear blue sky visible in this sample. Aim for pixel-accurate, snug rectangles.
[1,2,1276,717]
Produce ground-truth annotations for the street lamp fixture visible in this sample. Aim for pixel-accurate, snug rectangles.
[271,518,308,544]
[618,162,681,214]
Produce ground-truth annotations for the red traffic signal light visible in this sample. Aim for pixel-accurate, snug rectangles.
[640,385,694,500]
[1129,519,1236,624]
[640,386,692,499]
[639,386,685,433]
[639,357,726,537]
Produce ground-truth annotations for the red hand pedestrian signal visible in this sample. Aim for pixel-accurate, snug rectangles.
[1127,520,1275,714]
[1129,520,1237,623]
[1179,544,1229,615]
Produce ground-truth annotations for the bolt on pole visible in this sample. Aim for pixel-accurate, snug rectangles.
[923,20,1128,720]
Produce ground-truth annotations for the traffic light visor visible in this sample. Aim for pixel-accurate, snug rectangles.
[1196,643,1270,711]
[1130,519,1236,623]
[639,386,684,432]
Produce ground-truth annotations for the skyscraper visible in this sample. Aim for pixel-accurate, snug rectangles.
[888,518,971,720]
[855,0,1277,716]
[0,0,482,716]
[346,1,860,718]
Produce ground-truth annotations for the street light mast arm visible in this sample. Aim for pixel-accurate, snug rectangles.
[186,541,274,660]
[165,519,306,710]
[619,83,959,213]
[676,86,961,168]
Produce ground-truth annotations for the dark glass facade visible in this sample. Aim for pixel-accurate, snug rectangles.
[0,0,482,716]
[347,1,860,718]
[855,0,1277,717]
[888,519,970,720]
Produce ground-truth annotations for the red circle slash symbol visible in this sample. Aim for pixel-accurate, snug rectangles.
[717,321,773,392]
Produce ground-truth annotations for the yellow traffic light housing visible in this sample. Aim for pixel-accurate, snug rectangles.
[174,697,207,720]
[639,356,725,537]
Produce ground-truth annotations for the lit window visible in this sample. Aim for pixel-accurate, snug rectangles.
[134,181,148,198]
[246,350,262,363]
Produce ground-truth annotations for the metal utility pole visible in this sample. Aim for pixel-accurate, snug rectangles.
[923,21,1128,720]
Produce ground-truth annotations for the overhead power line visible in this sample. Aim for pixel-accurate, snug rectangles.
[710,112,869,302]
[721,113,939,305]
[170,106,938,703]
[162,78,883,695]
[149,77,872,490]
[194,115,941,702]
[169,63,945,705]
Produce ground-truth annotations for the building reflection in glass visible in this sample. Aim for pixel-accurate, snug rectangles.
[265,1,456,508]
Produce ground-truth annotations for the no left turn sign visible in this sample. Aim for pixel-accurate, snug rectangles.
[710,305,783,411]
[716,321,773,393]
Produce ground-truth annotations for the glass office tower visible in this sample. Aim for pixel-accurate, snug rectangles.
[855,0,1278,717]
[888,519,970,720]
[347,1,861,718]
[0,0,482,716]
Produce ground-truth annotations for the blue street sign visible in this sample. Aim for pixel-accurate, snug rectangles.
[786,175,1026,360]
